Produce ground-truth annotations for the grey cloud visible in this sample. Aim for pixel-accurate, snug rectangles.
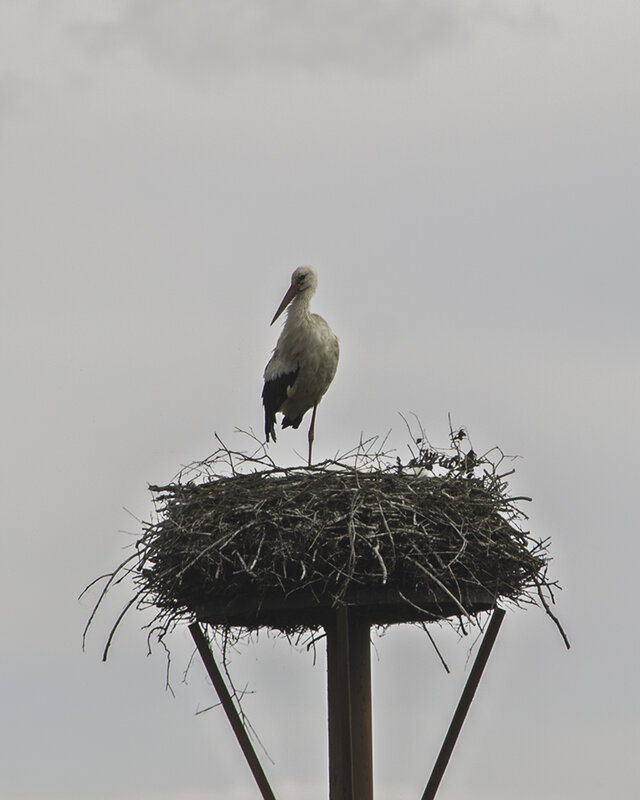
[0,72,26,127]
[75,0,469,75]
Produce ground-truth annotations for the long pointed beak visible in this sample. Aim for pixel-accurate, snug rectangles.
[270,283,298,325]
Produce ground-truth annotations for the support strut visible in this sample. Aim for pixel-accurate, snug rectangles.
[189,622,277,800]
[421,607,506,800]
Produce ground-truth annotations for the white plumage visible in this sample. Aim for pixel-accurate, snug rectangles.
[262,266,339,465]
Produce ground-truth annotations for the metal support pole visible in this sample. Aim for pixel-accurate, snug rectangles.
[421,607,506,800]
[189,622,277,800]
[326,607,373,800]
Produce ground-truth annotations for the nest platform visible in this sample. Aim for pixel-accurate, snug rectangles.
[132,439,553,639]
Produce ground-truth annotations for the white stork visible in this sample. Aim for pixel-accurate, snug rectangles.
[262,266,340,465]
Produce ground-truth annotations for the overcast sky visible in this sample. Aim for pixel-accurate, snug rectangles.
[2,1,639,798]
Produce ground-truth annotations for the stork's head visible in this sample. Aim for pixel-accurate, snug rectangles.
[270,266,318,325]
[290,265,317,294]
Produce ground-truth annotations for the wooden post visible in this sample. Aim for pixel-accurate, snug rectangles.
[326,607,373,800]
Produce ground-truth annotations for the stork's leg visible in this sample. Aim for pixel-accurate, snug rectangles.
[307,404,318,466]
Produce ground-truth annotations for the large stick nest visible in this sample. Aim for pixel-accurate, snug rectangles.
[84,427,568,658]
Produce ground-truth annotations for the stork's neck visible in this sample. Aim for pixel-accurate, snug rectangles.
[286,291,313,324]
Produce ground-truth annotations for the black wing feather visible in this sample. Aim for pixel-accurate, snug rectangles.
[262,367,299,442]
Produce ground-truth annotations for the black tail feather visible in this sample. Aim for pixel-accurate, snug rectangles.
[282,414,303,430]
